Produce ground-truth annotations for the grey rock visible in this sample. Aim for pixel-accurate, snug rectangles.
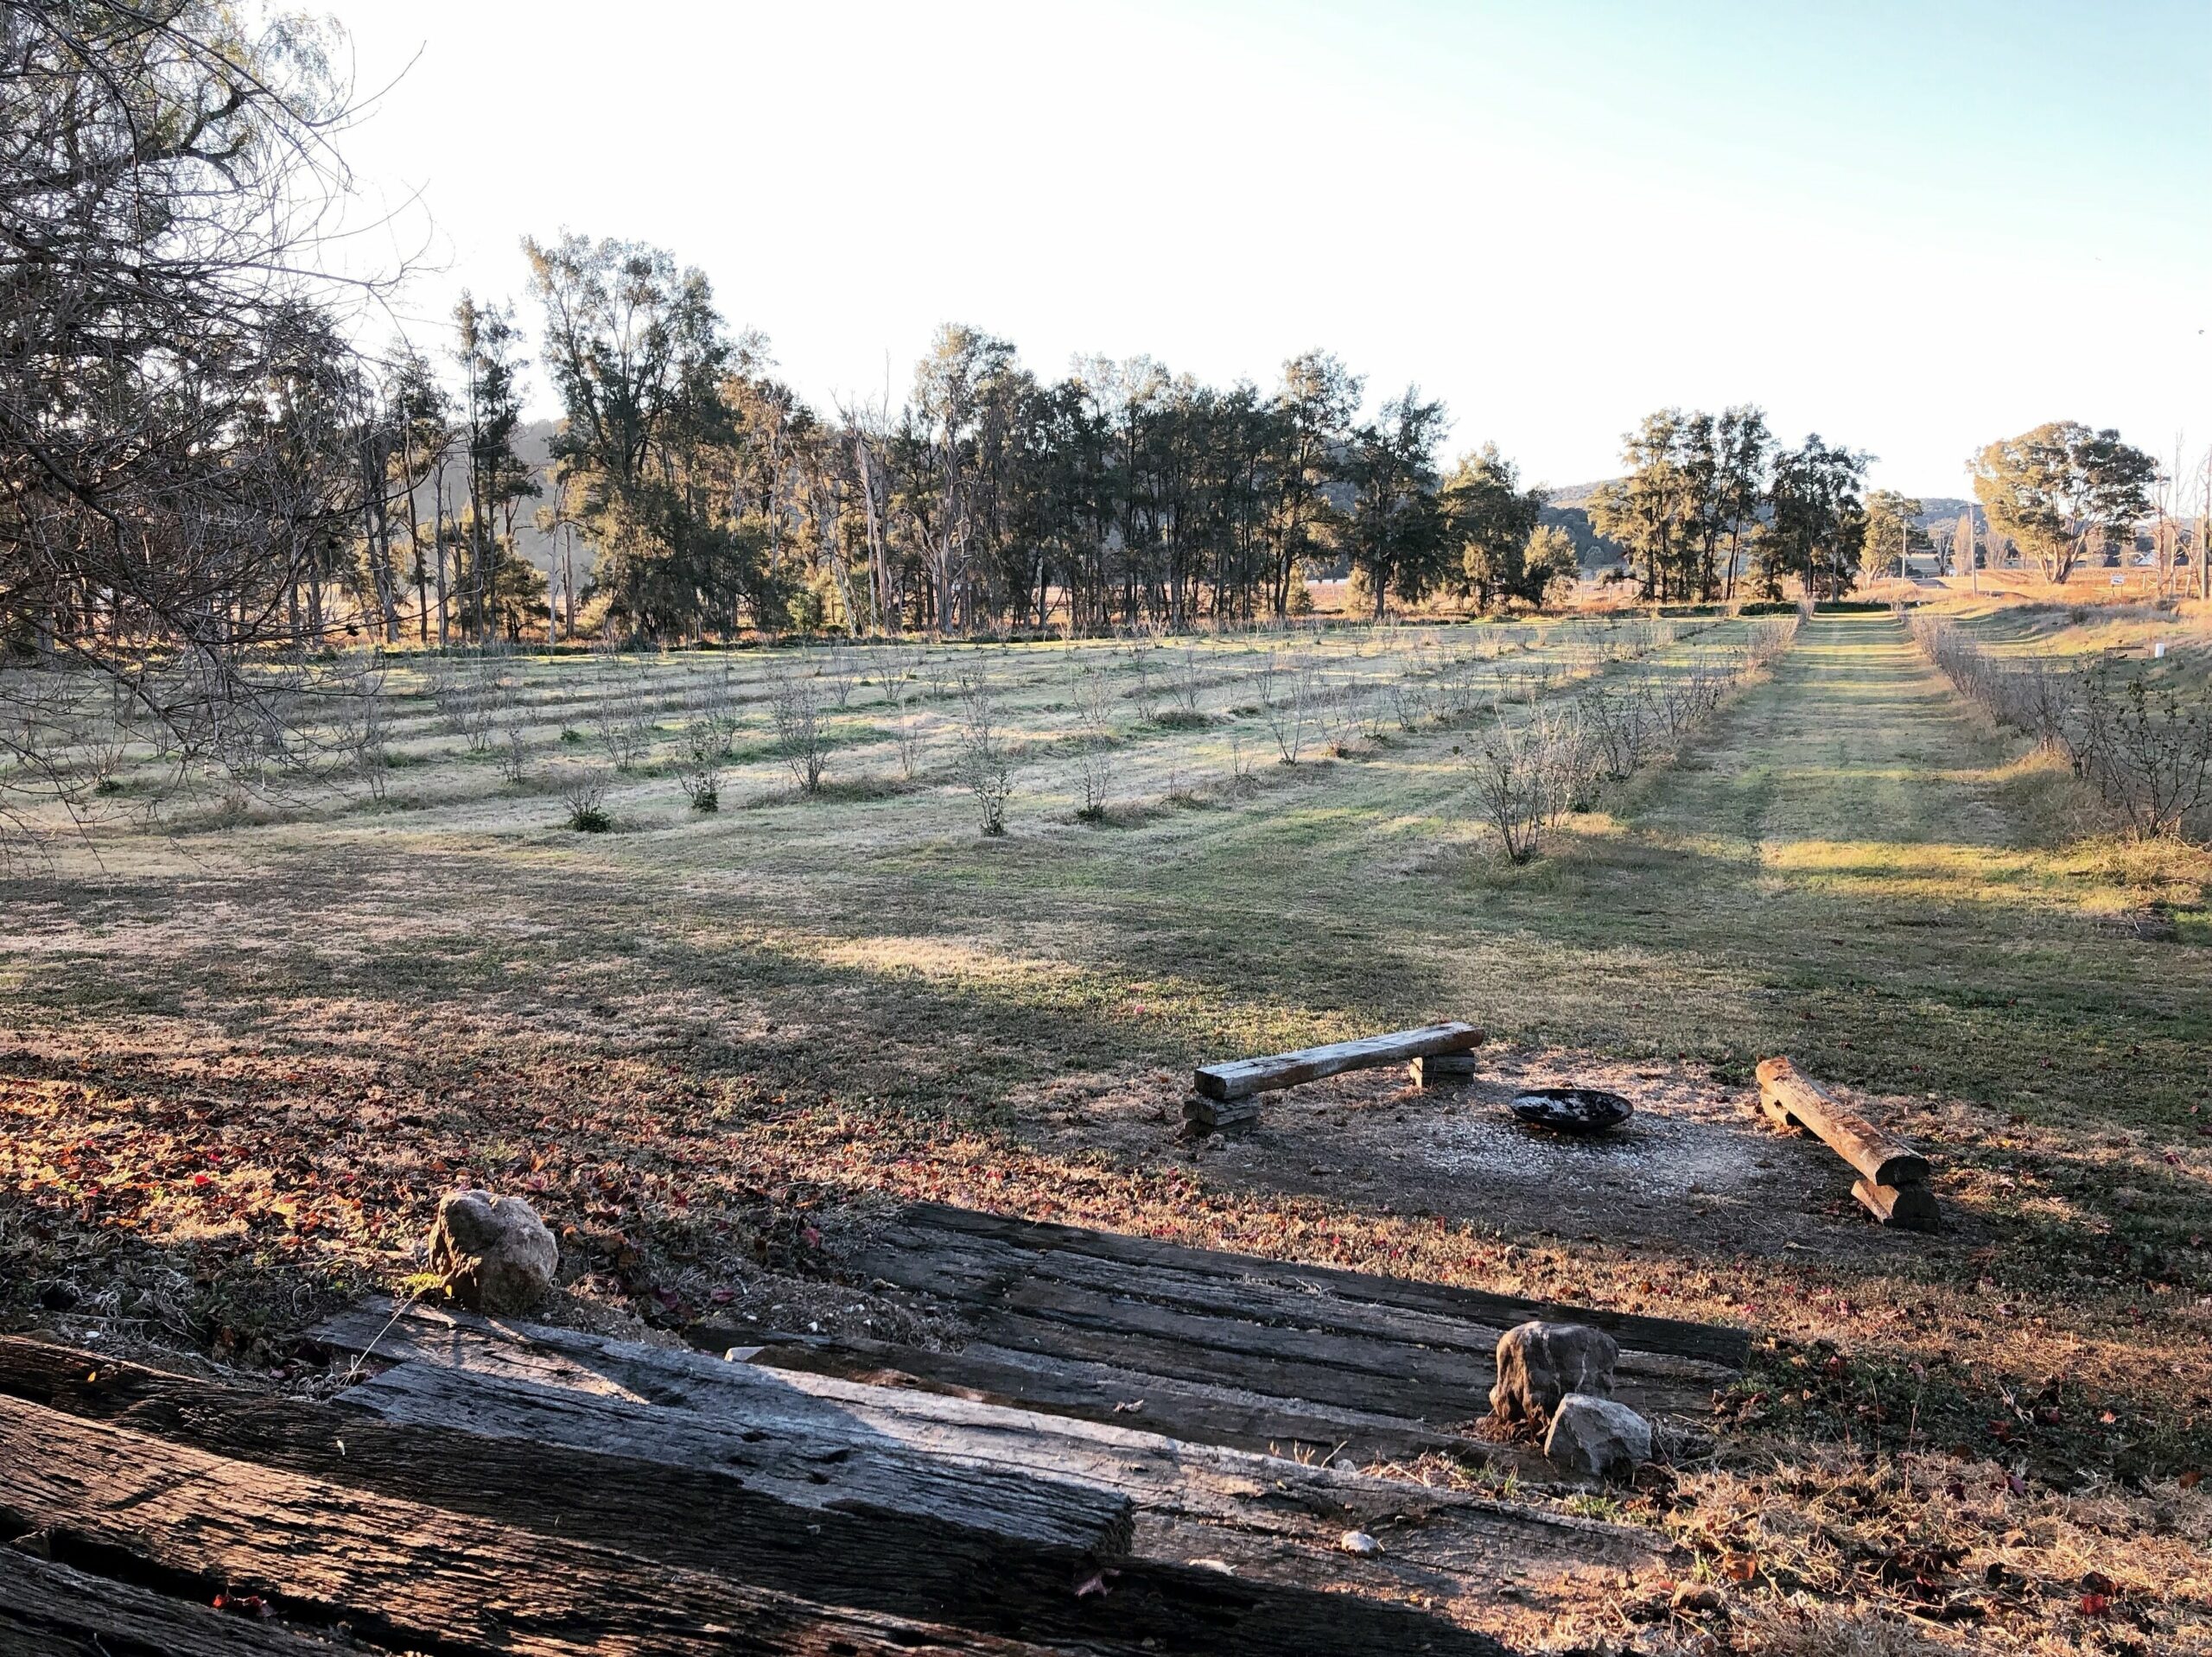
[430,1189,558,1312]
[1489,1319,1619,1427]
[1543,1394,1652,1481]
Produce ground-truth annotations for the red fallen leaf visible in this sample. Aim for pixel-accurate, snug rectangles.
[2005,1471,2028,1495]
[2178,1470,2204,1489]
[709,1287,734,1304]
[2079,1593,2112,1617]
[2166,1151,2184,1165]
[803,1224,822,1248]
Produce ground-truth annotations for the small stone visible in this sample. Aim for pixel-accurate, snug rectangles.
[429,1189,558,1313]
[1339,1530,1380,1554]
[1544,1394,1653,1481]
[1490,1320,1619,1427]
[1510,1087,1633,1133]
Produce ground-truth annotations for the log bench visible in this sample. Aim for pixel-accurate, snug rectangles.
[1186,1021,1483,1127]
[1757,1056,1939,1230]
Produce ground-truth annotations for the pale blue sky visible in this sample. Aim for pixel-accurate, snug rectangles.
[331,0,2210,494]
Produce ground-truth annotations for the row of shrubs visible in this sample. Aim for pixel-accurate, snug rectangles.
[1465,619,1801,861]
[1910,615,2212,841]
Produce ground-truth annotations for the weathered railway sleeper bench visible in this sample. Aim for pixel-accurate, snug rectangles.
[1186,1020,1484,1127]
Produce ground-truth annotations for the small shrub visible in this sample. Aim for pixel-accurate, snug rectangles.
[1468,703,1578,863]
[1073,671,1116,820]
[560,769,612,832]
[770,669,828,795]
[678,720,722,812]
[954,667,1015,835]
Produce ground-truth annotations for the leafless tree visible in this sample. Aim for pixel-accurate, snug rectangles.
[1072,670,1116,820]
[1468,702,1578,863]
[818,645,861,709]
[954,666,1014,835]
[1169,649,1204,717]
[770,667,828,795]
[0,2,417,846]
[2076,660,2212,838]
[1255,648,1316,763]
[1128,645,1163,722]
[590,651,653,771]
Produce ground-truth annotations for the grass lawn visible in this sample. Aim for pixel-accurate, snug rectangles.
[4,611,2210,1650]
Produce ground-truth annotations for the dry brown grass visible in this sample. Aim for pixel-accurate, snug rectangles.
[3,614,2209,1653]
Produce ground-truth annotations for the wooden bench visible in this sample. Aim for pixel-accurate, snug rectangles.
[1758,1056,1939,1230]
[1186,1021,1483,1127]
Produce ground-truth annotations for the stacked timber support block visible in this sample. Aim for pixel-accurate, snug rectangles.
[1185,1021,1483,1129]
[1757,1056,1939,1231]
[1409,1052,1479,1088]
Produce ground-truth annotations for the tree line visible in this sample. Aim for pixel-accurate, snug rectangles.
[336,236,1587,645]
[5,0,2201,758]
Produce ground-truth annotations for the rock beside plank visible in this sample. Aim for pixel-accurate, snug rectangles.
[1488,1321,1618,1428]
[430,1190,557,1312]
[1542,1394,1651,1481]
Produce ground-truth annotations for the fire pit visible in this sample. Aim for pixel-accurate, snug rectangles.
[1509,1086,1634,1135]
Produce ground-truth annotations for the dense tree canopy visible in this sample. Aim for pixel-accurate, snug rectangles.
[1762,435,1871,600]
[1973,421,2159,584]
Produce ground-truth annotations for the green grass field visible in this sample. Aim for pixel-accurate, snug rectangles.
[6,609,2211,1649]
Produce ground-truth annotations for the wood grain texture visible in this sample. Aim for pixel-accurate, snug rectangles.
[0,1546,352,1657]
[1853,1178,1942,1231]
[862,1201,1751,1368]
[1181,1094,1263,1128]
[311,1304,1668,1581]
[1193,1022,1484,1100]
[0,1334,1132,1624]
[0,1394,1069,1657]
[1758,1057,1932,1189]
[3,1338,1516,1657]
[742,1331,1482,1463]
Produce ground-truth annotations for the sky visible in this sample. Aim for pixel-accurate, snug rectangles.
[325,0,2211,498]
